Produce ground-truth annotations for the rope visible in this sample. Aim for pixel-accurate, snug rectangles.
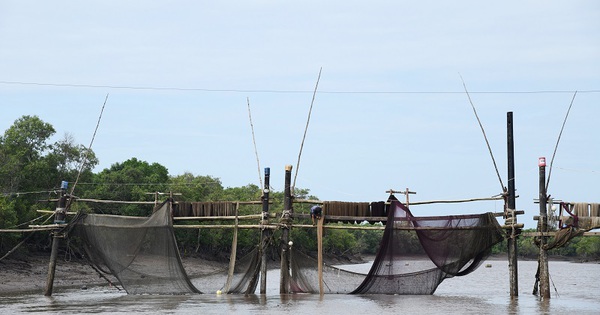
[293,67,322,192]
[69,93,109,200]
[11,213,53,229]
[246,97,263,190]
[546,91,577,191]
[460,75,506,193]
[0,213,56,261]
[1,189,56,197]
[549,272,560,297]
[67,242,123,291]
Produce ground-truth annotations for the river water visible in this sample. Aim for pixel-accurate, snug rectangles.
[1,259,599,314]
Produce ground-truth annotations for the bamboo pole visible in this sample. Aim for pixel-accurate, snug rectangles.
[317,214,324,296]
[176,224,506,230]
[174,224,278,229]
[522,231,600,237]
[538,157,551,299]
[175,224,506,230]
[407,196,504,205]
[507,111,519,298]
[291,224,502,230]
[3,225,65,232]
[37,210,77,215]
[260,167,270,294]
[292,211,520,222]
[44,232,60,296]
[173,214,269,221]
[45,198,265,205]
[45,181,68,296]
[223,202,239,293]
[280,165,293,294]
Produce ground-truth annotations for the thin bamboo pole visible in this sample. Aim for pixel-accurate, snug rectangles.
[175,224,278,229]
[293,211,522,222]
[522,231,600,237]
[175,224,506,230]
[37,210,77,215]
[174,214,268,221]
[223,202,239,293]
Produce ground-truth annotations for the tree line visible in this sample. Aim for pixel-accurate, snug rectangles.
[1,115,598,261]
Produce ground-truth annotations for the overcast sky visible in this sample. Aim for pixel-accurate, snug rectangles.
[1,1,599,229]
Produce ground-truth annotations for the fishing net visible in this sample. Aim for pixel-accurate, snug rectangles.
[67,200,263,295]
[290,249,367,294]
[290,195,504,294]
[188,236,269,295]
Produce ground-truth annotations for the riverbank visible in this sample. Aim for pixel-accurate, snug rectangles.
[0,252,234,295]
[0,251,365,295]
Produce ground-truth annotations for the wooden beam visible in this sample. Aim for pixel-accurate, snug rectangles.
[291,224,499,231]
[293,211,522,222]
[521,231,600,237]
[174,224,278,229]
[173,214,272,221]
[37,209,77,215]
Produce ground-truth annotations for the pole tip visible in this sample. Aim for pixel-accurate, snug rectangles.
[285,165,293,171]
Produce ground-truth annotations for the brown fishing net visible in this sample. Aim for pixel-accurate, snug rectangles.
[66,197,503,295]
[67,200,263,295]
[290,195,504,294]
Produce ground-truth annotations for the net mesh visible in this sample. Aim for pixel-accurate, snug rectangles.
[66,197,504,295]
[290,195,504,294]
[68,200,262,295]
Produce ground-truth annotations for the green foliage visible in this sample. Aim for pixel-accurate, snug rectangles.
[0,115,55,194]
[0,197,19,251]
[323,228,358,255]
[351,228,384,255]
[0,116,97,243]
[491,229,600,259]
[217,184,261,202]
[290,228,318,252]
[169,173,224,201]
[84,158,169,215]
[0,197,17,228]
[564,236,600,258]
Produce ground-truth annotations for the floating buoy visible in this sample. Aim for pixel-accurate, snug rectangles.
[216,290,222,295]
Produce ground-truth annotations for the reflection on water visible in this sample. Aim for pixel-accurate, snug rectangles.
[1,260,599,314]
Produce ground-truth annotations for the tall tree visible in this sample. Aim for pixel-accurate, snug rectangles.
[0,115,55,193]
[169,172,224,201]
[0,115,98,252]
[86,158,169,215]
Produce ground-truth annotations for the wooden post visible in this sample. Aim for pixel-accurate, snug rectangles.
[45,181,68,296]
[538,157,551,299]
[280,165,293,294]
[317,214,324,295]
[385,188,415,206]
[223,202,239,293]
[506,112,519,297]
[260,167,270,294]
[404,188,416,206]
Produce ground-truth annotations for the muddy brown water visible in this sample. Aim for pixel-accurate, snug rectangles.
[1,260,599,314]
